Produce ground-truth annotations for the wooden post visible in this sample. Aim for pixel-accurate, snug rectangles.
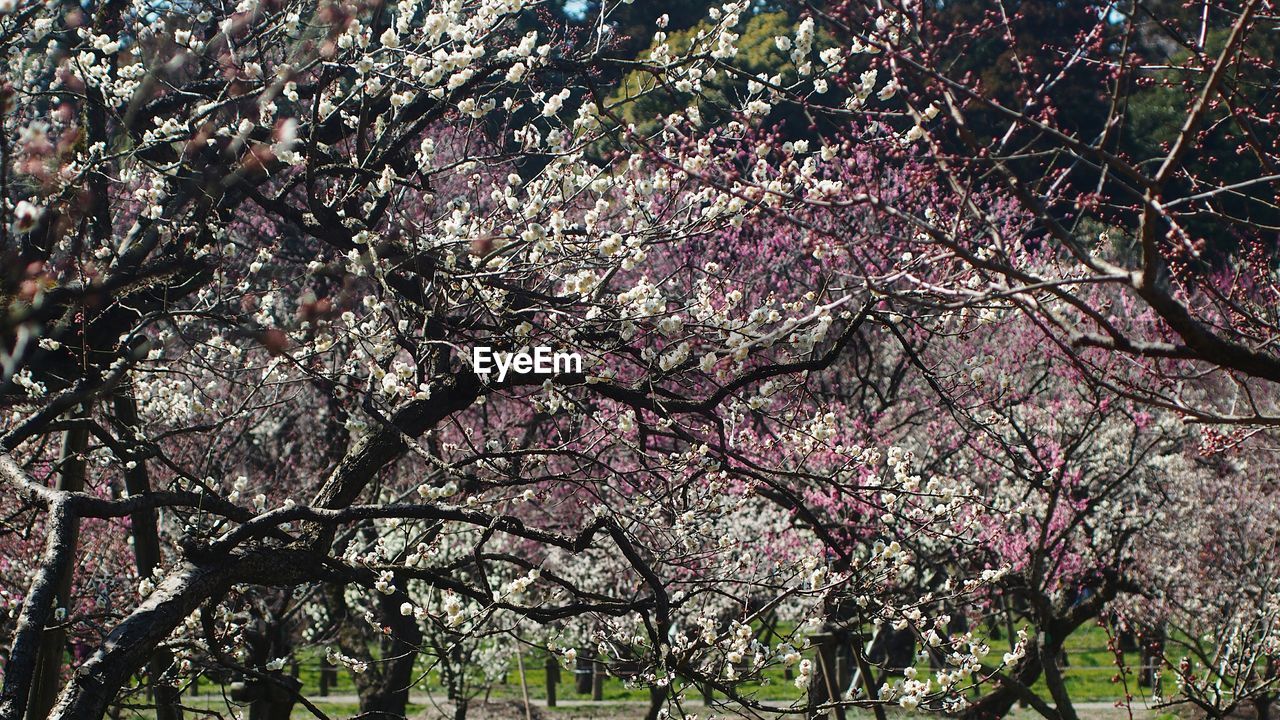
[515,645,532,720]
[809,632,848,720]
[854,630,889,720]
[574,655,592,694]
[591,660,604,701]
[319,657,332,696]
[835,654,848,697]
[545,657,559,707]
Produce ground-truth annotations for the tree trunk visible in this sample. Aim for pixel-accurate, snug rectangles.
[46,549,327,720]
[243,676,300,720]
[26,411,89,720]
[644,683,669,720]
[0,495,78,720]
[959,633,1058,720]
[113,392,182,720]
[329,577,423,719]
[362,592,423,717]
[1039,630,1078,720]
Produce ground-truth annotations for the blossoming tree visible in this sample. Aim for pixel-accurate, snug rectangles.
[2,0,1278,718]
[0,0,993,718]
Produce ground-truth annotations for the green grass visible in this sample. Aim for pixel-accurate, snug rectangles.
[379,624,1151,704]
[128,625,1157,718]
[121,700,423,719]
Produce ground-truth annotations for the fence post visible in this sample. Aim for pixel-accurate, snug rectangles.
[545,656,559,707]
[319,657,332,696]
[515,644,532,720]
[592,659,604,701]
[809,631,848,720]
[575,655,593,694]
[1139,625,1166,689]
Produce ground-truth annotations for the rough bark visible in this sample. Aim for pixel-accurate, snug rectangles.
[46,550,328,720]
[24,413,88,720]
[328,579,424,720]
[961,586,1117,720]
[357,591,424,718]
[0,502,78,720]
[310,372,482,511]
[113,392,182,720]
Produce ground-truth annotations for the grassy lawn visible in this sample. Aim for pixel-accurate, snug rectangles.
[304,625,1149,702]
[119,625,1158,718]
